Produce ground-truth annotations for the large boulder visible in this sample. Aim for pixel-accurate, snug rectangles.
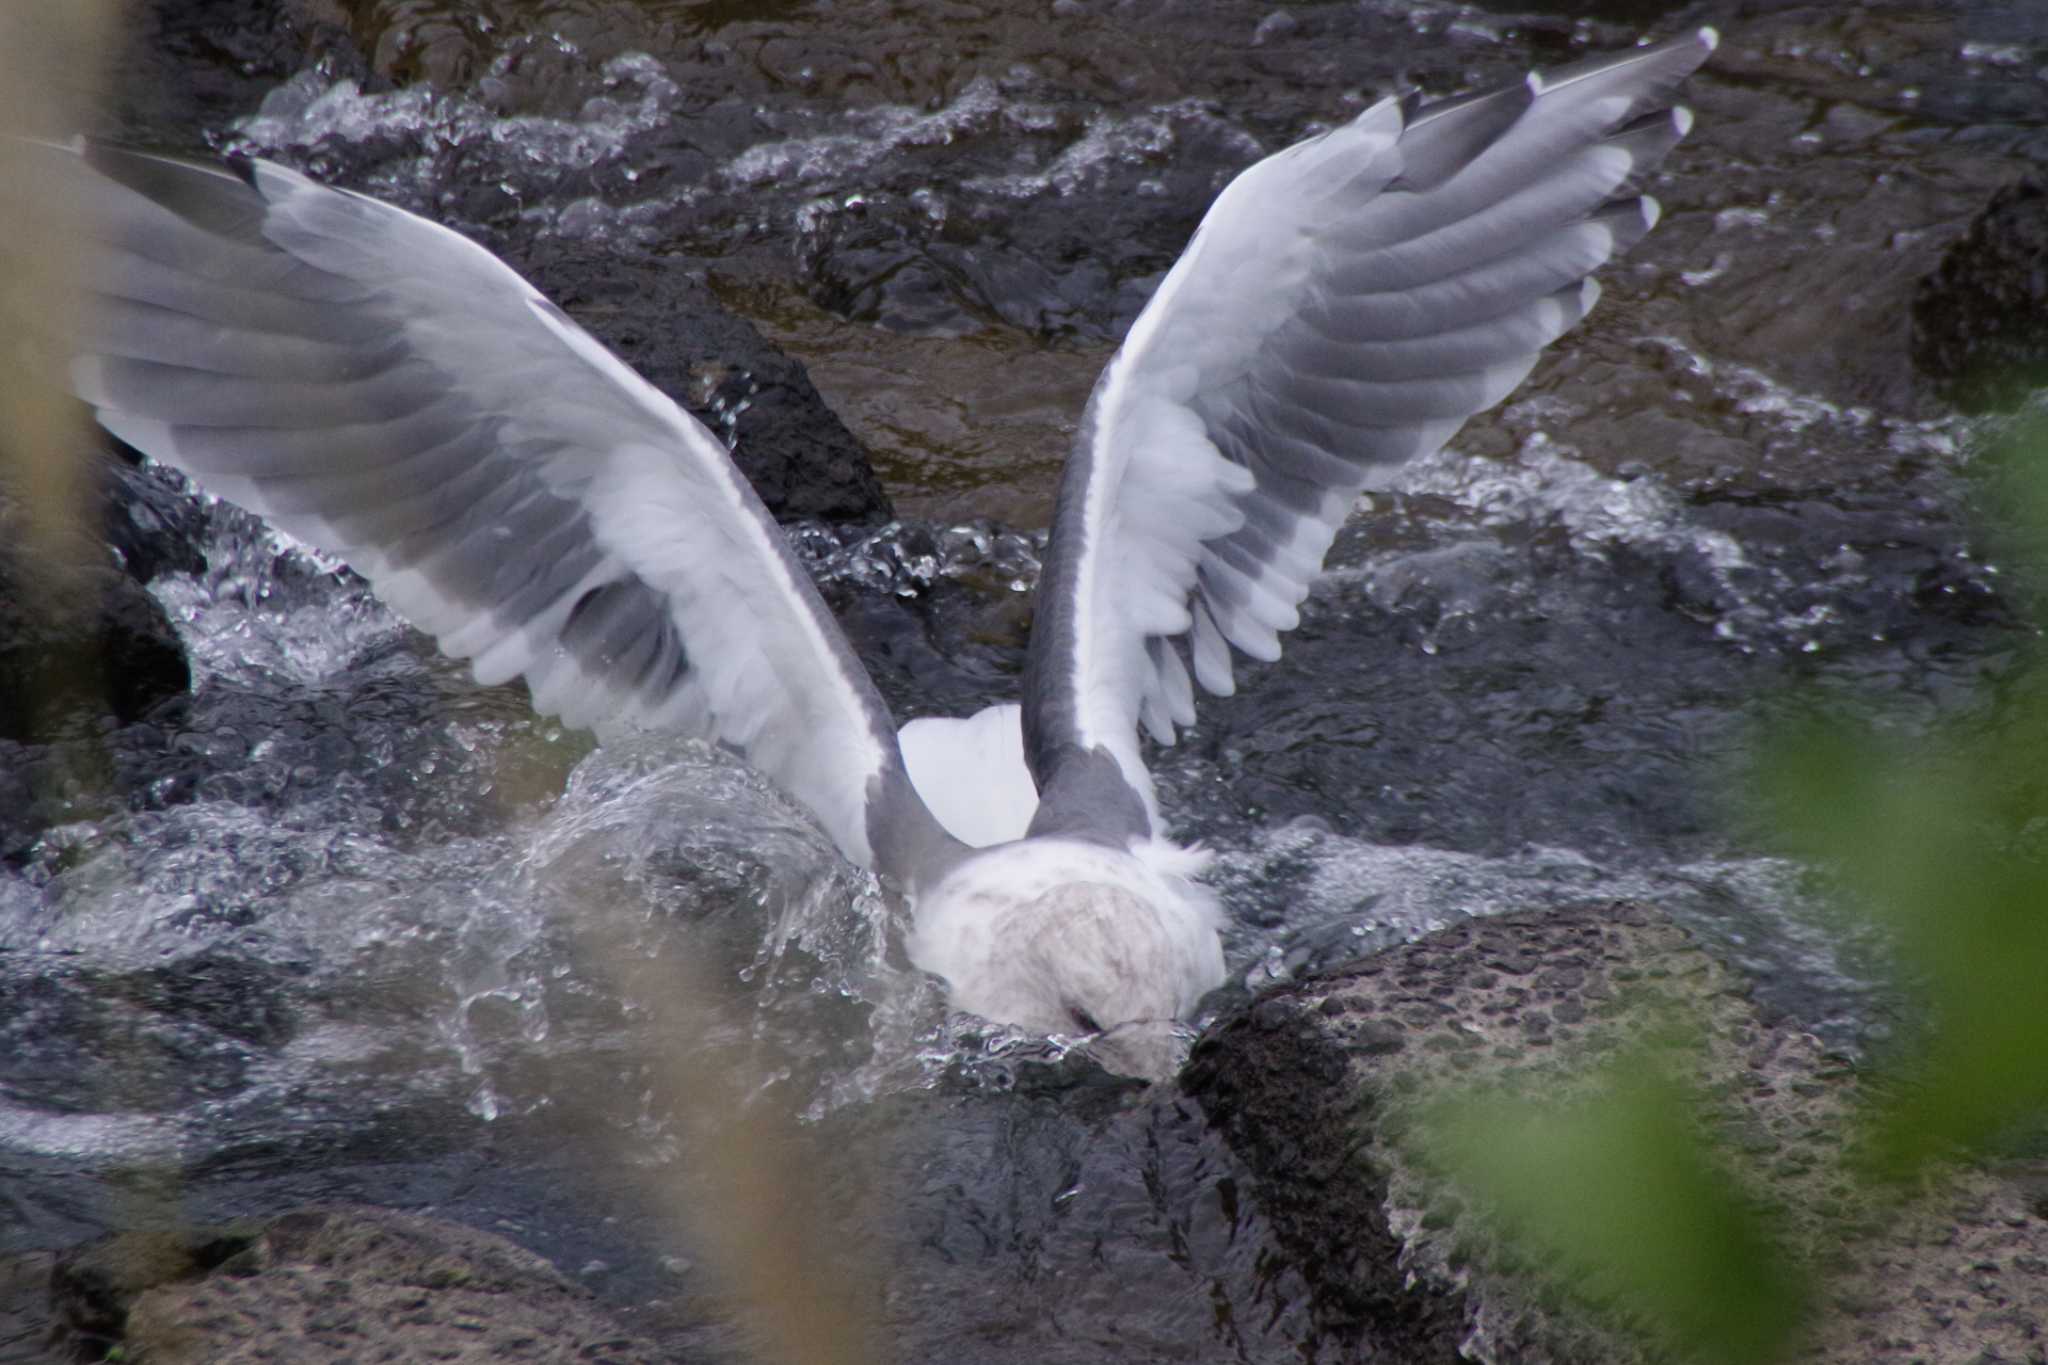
[1183,901,2048,1362]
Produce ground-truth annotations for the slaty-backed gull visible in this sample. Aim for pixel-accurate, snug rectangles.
[39,28,1716,1065]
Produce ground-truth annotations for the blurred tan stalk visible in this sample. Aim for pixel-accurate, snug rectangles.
[0,1,116,570]
[610,949,881,1365]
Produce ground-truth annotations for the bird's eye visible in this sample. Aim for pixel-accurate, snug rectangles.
[1066,1005,1103,1034]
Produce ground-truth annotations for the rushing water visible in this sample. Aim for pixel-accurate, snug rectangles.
[5,0,2045,1356]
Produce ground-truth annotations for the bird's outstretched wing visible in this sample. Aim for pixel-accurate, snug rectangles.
[34,140,957,882]
[1021,28,1716,841]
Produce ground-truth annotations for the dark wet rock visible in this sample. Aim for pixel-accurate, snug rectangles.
[48,1207,663,1364]
[0,563,187,741]
[0,501,189,747]
[0,956,307,1118]
[788,127,1234,345]
[98,0,354,149]
[1183,1008,1468,1358]
[117,951,304,1050]
[1913,179,2048,414]
[102,457,208,584]
[1184,900,2048,1363]
[0,1249,59,1363]
[796,1068,1325,1362]
[513,249,893,524]
[1158,453,2025,863]
[2,744,103,864]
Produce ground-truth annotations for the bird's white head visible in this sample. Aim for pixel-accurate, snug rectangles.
[907,838,1226,1042]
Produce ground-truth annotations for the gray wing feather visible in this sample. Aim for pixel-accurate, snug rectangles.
[1022,29,1716,837]
[43,140,959,882]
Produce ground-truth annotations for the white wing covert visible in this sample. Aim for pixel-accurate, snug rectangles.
[1021,29,1717,837]
[39,141,956,881]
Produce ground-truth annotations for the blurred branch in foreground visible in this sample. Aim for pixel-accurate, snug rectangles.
[0,0,116,558]
[604,947,880,1365]
[1762,714,2048,1182]
[1,1,123,752]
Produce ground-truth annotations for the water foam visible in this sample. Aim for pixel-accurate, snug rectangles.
[1209,820,1883,1052]
[228,51,687,243]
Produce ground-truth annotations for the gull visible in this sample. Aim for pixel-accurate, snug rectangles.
[38,28,1715,1058]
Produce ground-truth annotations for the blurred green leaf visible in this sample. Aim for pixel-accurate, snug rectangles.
[1754,416,2048,1180]
[1429,1052,1808,1365]
[1977,412,2048,626]
[1759,708,2048,1180]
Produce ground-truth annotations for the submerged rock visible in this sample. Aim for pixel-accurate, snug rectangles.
[101,457,209,586]
[0,473,191,858]
[802,1064,1322,1362]
[0,558,187,747]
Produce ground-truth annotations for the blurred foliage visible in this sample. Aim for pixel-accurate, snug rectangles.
[1430,1054,1809,1365]
[1764,410,2048,1179]
[1762,712,2048,1180]
[1419,413,2048,1358]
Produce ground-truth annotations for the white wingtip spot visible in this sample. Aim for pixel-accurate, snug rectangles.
[1584,220,1617,261]
[1526,70,1546,96]
[1579,276,1603,313]
[1699,26,1721,52]
[1673,106,1695,137]
[1642,195,1663,230]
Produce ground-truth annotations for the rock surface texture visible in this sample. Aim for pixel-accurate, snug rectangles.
[46,1208,663,1364]
[1185,901,2048,1363]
